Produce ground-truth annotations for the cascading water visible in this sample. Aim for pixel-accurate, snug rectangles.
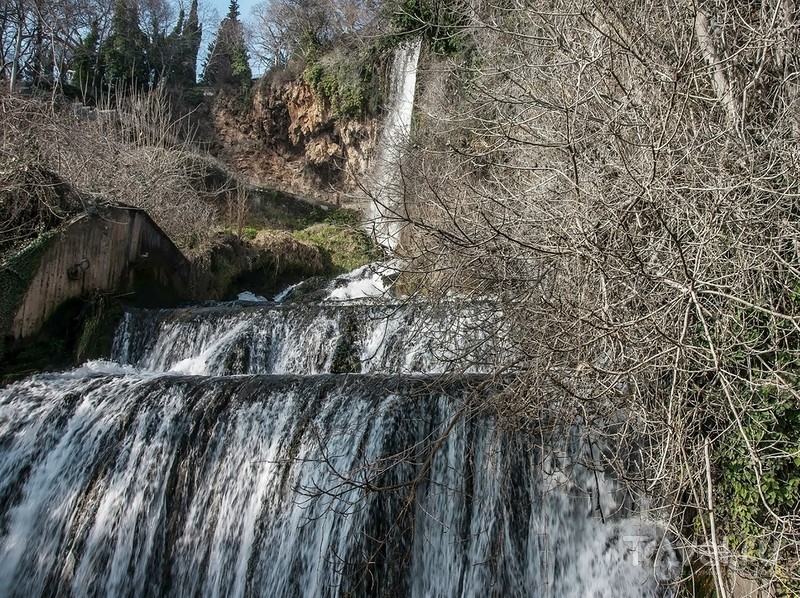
[368,41,422,250]
[0,273,681,597]
[0,45,681,597]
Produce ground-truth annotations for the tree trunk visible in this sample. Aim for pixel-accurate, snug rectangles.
[694,9,740,128]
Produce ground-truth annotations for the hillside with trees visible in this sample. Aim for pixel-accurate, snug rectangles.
[0,0,385,379]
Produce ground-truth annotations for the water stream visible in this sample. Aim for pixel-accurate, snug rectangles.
[368,41,422,250]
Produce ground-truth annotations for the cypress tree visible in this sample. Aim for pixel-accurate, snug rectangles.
[181,0,202,85]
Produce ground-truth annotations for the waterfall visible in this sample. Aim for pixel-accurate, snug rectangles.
[0,269,682,597]
[368,41,422,250]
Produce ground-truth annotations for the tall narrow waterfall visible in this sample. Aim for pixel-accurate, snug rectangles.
[368,41,422,250]
[0,271,681,597]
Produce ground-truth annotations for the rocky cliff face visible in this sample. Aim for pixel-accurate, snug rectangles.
[204,76,379,205]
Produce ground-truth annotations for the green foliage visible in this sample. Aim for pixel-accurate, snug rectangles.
[70,0,200,97]
[390,0,467,55]
[162,0,202,87]
[230,43,253,84]
[715,383,800,556]
[202,6,251,91]
[293,222,381,274]
[299,29,325,61]
[323,208,361,226]
[703,296,800,580]
[103,0,150,90]
[240,227,260,240]
[181,85,205,106]
[303,47,383,119]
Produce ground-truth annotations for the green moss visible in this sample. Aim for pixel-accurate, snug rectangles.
[0,338,69,386]
[75,294,125,362]
[323,207,361,227]
[0,292,125,386]
[303,46,385,120]
[240,227,260,240]
[293,223,381,275]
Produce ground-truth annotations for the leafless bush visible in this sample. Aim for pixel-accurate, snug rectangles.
[0,88,223,252]
[393,0,800,593]
[0,162,82,255]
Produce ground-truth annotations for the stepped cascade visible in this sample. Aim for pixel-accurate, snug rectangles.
[0,269,681,597]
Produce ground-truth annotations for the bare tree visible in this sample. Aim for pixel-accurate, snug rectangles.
[245,0,379,70]
[1,0,111,89]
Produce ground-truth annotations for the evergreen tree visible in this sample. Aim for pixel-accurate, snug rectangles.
[103,0,150,91]
[145,0,202,88]
[202,0,252,88]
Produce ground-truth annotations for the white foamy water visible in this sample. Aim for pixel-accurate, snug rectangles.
[0,373,681,597]
[325,263,393,301]
[237,291,268,302]
[368,40,422,250]
[0,261,682,596]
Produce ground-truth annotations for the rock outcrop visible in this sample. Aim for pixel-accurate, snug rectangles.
[204,76,379,205]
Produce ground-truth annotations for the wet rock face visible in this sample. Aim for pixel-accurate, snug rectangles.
[208,78,378,204]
